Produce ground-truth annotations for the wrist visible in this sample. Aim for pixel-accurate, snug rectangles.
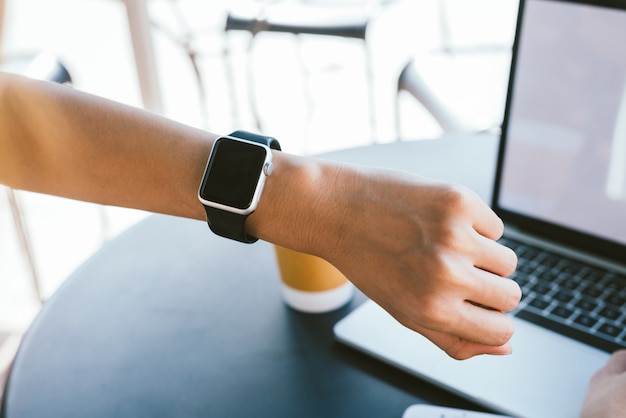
[246,152,347,256]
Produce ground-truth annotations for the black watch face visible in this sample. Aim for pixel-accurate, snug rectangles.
[199,137,269,210]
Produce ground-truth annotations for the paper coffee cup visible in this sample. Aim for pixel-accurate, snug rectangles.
[274,245,353,313]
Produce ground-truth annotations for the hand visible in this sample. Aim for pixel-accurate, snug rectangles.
[255,159,521,360]
[581,350,626,418]
[327,166,520,360]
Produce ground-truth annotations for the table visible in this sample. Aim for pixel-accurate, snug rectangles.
[1,133,500,418]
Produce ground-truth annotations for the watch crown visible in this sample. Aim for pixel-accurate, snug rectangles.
[263,161,273,176]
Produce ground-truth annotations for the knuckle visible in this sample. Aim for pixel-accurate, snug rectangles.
[438,184,472,213]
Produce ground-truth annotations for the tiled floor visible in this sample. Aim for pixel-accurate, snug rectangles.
[0,0,518,397]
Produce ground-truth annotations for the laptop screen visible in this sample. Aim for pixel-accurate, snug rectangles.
[493,0,626,260]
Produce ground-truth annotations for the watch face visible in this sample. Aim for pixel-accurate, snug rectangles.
[199,137,270,211]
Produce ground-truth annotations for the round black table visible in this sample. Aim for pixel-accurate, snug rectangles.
[2,133,499,418]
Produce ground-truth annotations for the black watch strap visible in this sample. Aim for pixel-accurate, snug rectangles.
[230,130,281,152]
[203,130,281,243]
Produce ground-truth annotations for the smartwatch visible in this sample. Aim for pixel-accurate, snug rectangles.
[198,130,281,243]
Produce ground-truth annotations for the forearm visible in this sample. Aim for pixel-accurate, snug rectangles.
[0,72,330,251]
[0,73,331,246]
[0,72,214,220]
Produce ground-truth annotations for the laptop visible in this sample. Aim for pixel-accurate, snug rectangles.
[334,1,626,417]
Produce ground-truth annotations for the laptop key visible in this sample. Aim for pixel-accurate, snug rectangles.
[512,273,531,287]
[581,285,604,298]
[560,276,581,290]
[541,255,561,269]
[530,282,553,295]
[574,297,597,312]
[573,313,597,329]
[598,322,621,338]
[562,263,584,275]
[527,297,550,311]
[603,275,626,292]
[607,293,626,306]
[542,269,560,282]
[516,309,625,352]
[550,305,575,320]
[518,263,534,275]
[580,270,605,287]
[599,306,621,321]
[553,289,574,304]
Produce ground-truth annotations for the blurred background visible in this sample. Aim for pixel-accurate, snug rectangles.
[0,0,518,392]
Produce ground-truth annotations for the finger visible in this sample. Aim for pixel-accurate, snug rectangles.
[472,233,518,277]
[601,349,626,375]
[413,325,513,360]
[451,300,517,347]
[463,190,505,241]
[466,267,522,313]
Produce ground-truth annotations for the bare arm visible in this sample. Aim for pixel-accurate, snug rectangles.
[0,72,212,219]
[0,72,520,359]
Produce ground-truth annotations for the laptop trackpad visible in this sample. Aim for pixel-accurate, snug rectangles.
[333,300,609,418]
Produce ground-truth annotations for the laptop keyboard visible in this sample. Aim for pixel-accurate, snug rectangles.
[500,237,626,352]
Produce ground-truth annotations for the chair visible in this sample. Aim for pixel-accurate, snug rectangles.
[395,0,516,140]
[119,0,163,114]
[395,58,472,137]
[4,188,43,302]
[221,1,389,142]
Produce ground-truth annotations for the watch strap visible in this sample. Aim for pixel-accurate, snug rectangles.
[229,130,282,151]
[203,130,280,243]
[204,206,258,243]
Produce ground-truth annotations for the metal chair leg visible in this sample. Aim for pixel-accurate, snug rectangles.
[396,59,473,139]
[5,188,44,304]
